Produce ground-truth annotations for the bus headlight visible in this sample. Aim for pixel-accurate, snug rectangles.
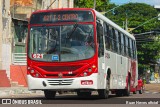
[83,72,87,76]
[88,68,92,72]
[30,70,35,73]
[35,73,39,77]
[28,67,43,78]
[78,65,97,77]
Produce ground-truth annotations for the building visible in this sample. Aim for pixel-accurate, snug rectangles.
[42,0,74,9]
[0,0,12,87]
[10,0,74,87]
[1,0,12,77]
[0,0,74,87]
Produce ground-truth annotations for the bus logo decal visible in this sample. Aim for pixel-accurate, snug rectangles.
[59,80,63,85]
[58,72,63,78]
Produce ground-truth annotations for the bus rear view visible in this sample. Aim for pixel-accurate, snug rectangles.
[27,8,98,99]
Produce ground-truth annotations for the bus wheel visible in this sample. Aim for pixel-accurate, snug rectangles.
[123,79,130,96]
[133,87,137,94]
[98,79,109,99]
[133,90,137,94]
[139,87,143,94]
[44,90,56,99]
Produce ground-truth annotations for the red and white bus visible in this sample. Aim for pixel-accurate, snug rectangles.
[27,8,138,99]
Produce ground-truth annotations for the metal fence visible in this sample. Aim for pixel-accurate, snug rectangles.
[12,53,27,65]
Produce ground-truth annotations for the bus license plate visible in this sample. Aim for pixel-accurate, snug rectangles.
[81,80,93,85]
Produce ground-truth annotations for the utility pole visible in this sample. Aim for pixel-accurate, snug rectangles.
[125,11,128,31]
[0,1,2,69]
[93,0,96,9]
[125,17,128,31]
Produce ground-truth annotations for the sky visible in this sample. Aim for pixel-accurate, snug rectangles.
[110,0,160,6]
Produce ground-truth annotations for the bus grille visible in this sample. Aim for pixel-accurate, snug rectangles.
[39,65,82,72]
[47,79,73,85]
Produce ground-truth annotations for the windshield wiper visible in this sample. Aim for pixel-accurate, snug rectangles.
[67,23,78,39]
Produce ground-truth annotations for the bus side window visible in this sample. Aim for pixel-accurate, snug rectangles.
[118,32,121,54]
[123,35,126,56]
[130,39,133,59]
[125,36,128,57]
[133,41,137,59]
[114,30,118,53]
[109,26,113,51]
[112,28,116,51]
[128,38,131,58]
[121,34,124,55]
[104,23,110,50]
[97,21,104,57]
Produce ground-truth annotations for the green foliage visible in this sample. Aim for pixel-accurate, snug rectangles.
[105,3,160,33]
[74,0,110,11]
[105,3,160,74]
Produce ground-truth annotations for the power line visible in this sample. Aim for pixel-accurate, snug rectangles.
[47,0,56,9]
[129,16,160,33]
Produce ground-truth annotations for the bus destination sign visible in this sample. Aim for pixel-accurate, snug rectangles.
[43,13,78,22]
[30,11,94,24]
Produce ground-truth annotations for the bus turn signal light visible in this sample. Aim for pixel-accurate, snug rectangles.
[28,68,43,78]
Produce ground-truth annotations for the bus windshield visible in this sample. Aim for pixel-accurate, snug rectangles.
[29,24,95,62]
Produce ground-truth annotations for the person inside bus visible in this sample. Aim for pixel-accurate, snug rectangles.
[71,25,93,47]
[45,28,59,54]
[61,25,87,47]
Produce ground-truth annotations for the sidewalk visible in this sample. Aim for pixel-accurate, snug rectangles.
[0,87,43,97]
[144,83,160,93]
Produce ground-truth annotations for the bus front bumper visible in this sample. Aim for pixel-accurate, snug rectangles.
[27,74,98,91]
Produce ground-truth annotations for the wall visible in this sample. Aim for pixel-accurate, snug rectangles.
[0,70,11,87]
[1,0,12,78]
[10,65,27,87]
[0,0,3,69]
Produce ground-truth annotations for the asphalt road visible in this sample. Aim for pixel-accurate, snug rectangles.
[1,92,160,104]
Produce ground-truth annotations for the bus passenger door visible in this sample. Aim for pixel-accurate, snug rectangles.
[97,21,105,89]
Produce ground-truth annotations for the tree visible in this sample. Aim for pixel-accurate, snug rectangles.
[74,0,110,12]
[106,3,160,33]
[105,3,160,75]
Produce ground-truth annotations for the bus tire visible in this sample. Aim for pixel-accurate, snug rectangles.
[133,91,137,94]
[139,87,143,94]
[98,79,109,99]
[44,90,56,99]
[123,78,130,96]
[98,89,109,99]
[133,87,137,94]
